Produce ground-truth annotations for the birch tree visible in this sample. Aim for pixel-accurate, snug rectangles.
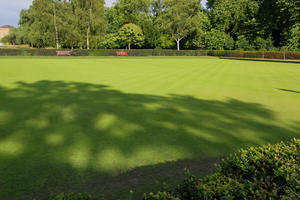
[162,0,201,51]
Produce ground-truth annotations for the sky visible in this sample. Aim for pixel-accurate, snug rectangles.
[0,0,206,27]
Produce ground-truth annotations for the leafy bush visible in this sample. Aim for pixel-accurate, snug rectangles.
[144,138,300,200]
[100,33,120,49]
[236,36,254,51]
[143,192,179,200]
[193,29,234,50]
[286,23,300,51]
[253,37,274,50]
[47,192,92,200]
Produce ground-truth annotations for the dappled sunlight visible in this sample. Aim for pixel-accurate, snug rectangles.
[183,126,221,143]
[95,113,143,137]
[45,133,65,146]
[65,137,91,169]
[109,123,143,138]
[144,102,165,111]
[95,148,125,172]
[0,80,299,199]
[0,133,25,156]
[26,117,50,129]
[95,113,118,130]
[61,107,76,122]
[94,145,191,173]
[153,121,178,130]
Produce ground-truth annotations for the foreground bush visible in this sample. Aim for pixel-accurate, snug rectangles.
[47,192,92,200]
[144,139,300,200]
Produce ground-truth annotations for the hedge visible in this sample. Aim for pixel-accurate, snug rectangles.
[207,50,300,60]
[0,49,300,60]
[0,48,57,56]
[144,138,300,200]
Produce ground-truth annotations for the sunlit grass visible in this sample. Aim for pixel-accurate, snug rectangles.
[0,57,299,199]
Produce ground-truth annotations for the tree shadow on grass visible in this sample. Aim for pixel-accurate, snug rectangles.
[277,88,300,94]
[0,81,299,199]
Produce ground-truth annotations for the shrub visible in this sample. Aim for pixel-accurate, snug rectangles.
[195,29,234,50]
[144,138,300,200]
[236,36,253,51]
[100,33,120,49]
[143,192,179,200]
[47,192,92,200]
[285,23,300,51]
[224,36,235,50]
[253,37,274,51]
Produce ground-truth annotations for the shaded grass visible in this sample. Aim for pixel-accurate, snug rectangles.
[0,57,299,199]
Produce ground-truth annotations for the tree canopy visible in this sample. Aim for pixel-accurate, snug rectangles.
[2,0,299,51]
[118,23,144,50]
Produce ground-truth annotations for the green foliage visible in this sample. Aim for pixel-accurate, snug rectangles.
[194,29,234,50]
[118,23,144,49]
[161,0,202,50]
[1,28,18,45]
[286,23,300,51]
[72,0,106,49]
[224,36,235,50]
[6,0,106,49]
[1,49,300,60]
[143,192,179,200]
[47,192,92,200]
[144,139,300,200]
[100,33,120,49]
[253,37,274,51]
[236,36,253,51]
[4,0,300,50]
[159,35,175,49]
[209,0,300,47]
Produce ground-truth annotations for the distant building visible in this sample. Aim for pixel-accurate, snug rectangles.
[0,25,13,43]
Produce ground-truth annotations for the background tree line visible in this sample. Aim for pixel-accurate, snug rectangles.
[2,0,300,51]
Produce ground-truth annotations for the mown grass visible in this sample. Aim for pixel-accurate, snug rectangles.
[0,57,299,199]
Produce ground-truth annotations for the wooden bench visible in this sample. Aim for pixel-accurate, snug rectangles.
[56,51,71,56]
[116,51,129,56]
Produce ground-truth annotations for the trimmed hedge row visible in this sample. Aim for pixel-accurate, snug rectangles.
[0,49,300,59]
[207,50,300,60]
[144,138,300,200]
[0,49,57,56]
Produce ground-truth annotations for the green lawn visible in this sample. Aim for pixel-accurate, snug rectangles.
[0,57,299,199]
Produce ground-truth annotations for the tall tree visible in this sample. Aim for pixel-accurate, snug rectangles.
[73,0,106,49]
[208,0,300,47]
[162,0,202,50]
[52,0,59,49]
[118,23,144,50]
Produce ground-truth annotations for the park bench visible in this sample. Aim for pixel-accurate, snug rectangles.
[116,51,129,56]
[56,51,71,56]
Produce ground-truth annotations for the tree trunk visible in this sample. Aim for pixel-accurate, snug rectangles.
[53,1,59,50]
[87,7,92,50]
[86,28,90,50]
[176,39,180,51]
[128,43,131,50]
